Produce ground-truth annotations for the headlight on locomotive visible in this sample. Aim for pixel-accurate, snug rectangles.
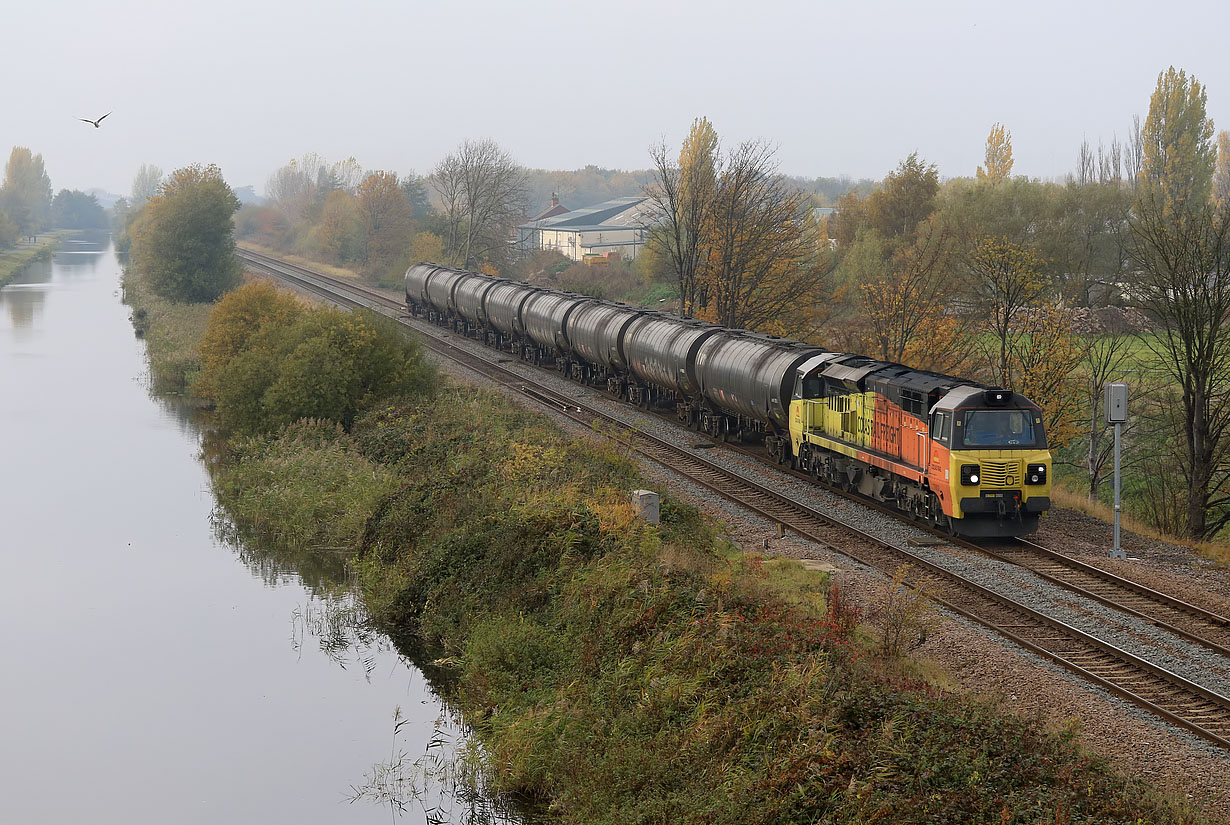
[960,464,981,486]
[1026,463,1047,485]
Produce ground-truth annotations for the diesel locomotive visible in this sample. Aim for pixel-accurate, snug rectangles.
[405,263,1051,537]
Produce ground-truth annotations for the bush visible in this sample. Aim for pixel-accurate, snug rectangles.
[195,283,436,434]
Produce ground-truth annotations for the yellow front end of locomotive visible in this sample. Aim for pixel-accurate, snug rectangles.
[946,448,1052,520]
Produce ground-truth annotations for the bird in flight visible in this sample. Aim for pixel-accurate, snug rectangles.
[79,112,111,128]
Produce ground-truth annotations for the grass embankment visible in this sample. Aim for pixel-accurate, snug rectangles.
[0,234,60,286]
[125,271,1205,823]
[121,265,213,394]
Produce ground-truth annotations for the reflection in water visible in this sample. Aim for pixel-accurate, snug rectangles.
[213,515,354,593]
[348,707,529,825]
[291,590,391,679]
[0,261,50,328]
[221,501,532,822]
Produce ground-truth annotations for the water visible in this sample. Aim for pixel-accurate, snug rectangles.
[0,241,508,824]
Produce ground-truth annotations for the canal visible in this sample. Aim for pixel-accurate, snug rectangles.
[0,240,508,824]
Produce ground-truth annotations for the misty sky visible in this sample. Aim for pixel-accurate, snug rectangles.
[6,0,1228,199]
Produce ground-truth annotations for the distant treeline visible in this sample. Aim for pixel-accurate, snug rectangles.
[521,165,873,213]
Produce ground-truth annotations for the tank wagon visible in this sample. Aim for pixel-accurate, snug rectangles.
[405,264,1050,537]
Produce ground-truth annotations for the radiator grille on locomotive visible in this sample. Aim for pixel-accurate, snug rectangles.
[980,460,1021,488]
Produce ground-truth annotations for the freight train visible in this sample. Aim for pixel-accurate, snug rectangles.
[405,263,1051,537]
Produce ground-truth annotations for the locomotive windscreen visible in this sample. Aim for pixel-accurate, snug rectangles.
[960,410,1041,448]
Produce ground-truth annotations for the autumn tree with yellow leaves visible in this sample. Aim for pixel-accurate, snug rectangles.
[646,117,718,317]
[965,237,1050,389]
[356,171,413,272]
[1139,67,1215,215]
[1214,130,1230,209]
[976,123,1014,182]
[857,218,975,373]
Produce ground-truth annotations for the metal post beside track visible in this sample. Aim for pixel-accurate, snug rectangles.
[1106,383,1128,559]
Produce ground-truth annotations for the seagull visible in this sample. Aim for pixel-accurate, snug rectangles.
[79,112,111,128]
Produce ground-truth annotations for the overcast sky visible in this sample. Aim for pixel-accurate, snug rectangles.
[6,0,1228,198]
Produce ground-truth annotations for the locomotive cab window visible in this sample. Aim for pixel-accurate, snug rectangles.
[929,411,951,444]
[796,375,822,399]
[960,409,1040,448]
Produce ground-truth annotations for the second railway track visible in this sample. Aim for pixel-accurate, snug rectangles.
[237,247,1230,751]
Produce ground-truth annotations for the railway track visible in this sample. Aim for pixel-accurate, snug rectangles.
[237,248,1230,750]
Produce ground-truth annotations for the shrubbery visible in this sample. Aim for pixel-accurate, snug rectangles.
[194,281,435,434]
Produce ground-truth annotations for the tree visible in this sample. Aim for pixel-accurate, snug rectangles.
[1130,201,1230,538]
[131,164,163,206]
[356,171,413,271]
[407,231,445,264]
[862,152,939,241]
[1139,66,1215,214]
[644,117,718,317]
[130,164,242,303]
[1078,331,1136,500]
[400,173,433,219]
[1010,303,1084,449]
[977,123,1014,181]
[859,219,959,365]
[195,280,305,399]
[965,237,1050,388]
[700,140,826,332]
[1129,67,1230,539]
[430,139,527,270]
[311,190,362,263]
[0,147,52,235]
[825,189,864,249]
[1214,130,1230,210]
[49,189,108,230]
[0,210,17,248]
[197,285,434,434]
[1043,179,1132,305]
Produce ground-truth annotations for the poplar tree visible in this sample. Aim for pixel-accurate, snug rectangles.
[976,123,1014,182]
[0,147,52,235]
[1214,130,1230,210]
[1139,67,1215,214]
[1130,67,1230,538]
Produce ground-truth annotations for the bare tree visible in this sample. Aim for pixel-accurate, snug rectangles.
[704,139,823,331]
[131,164,163,206]
[1126,115,1144,187]
[644,137,713,317]
[1130,195,1230,538]
[1077,331,1136,499]
[430,139,527,271]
